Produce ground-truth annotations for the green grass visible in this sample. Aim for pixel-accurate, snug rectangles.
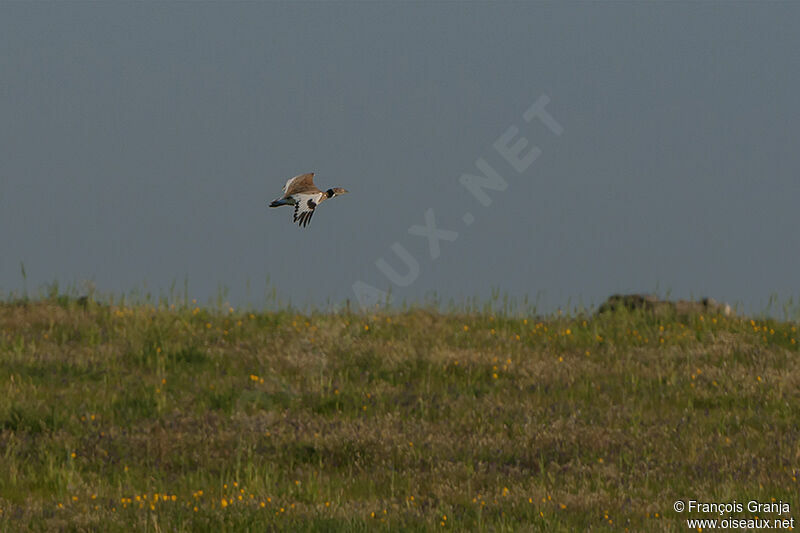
[0,298,798,531]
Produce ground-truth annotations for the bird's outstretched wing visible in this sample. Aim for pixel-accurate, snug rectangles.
[284,173,317,195]
[292,193,322,228]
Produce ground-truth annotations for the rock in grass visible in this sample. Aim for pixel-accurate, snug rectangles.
[597,294,732,317]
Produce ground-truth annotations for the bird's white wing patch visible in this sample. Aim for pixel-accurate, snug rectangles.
[292,192,323,228]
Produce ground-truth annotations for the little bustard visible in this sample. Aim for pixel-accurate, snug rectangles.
[269,173,349,228]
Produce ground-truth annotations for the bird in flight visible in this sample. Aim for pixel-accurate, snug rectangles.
[269,173,349,228]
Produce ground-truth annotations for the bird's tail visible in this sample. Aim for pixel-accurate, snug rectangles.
[269,198,289,208]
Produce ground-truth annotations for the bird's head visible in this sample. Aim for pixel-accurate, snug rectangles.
[327,187,349,198]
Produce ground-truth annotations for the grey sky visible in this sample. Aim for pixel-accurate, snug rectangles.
[2,3,799,314]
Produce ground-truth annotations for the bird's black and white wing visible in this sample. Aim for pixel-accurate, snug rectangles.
[292,192,323,227]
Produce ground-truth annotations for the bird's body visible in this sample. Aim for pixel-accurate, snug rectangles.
[269,173,348,227]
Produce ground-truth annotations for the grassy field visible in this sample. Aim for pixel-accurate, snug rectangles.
[0,297,798,531]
